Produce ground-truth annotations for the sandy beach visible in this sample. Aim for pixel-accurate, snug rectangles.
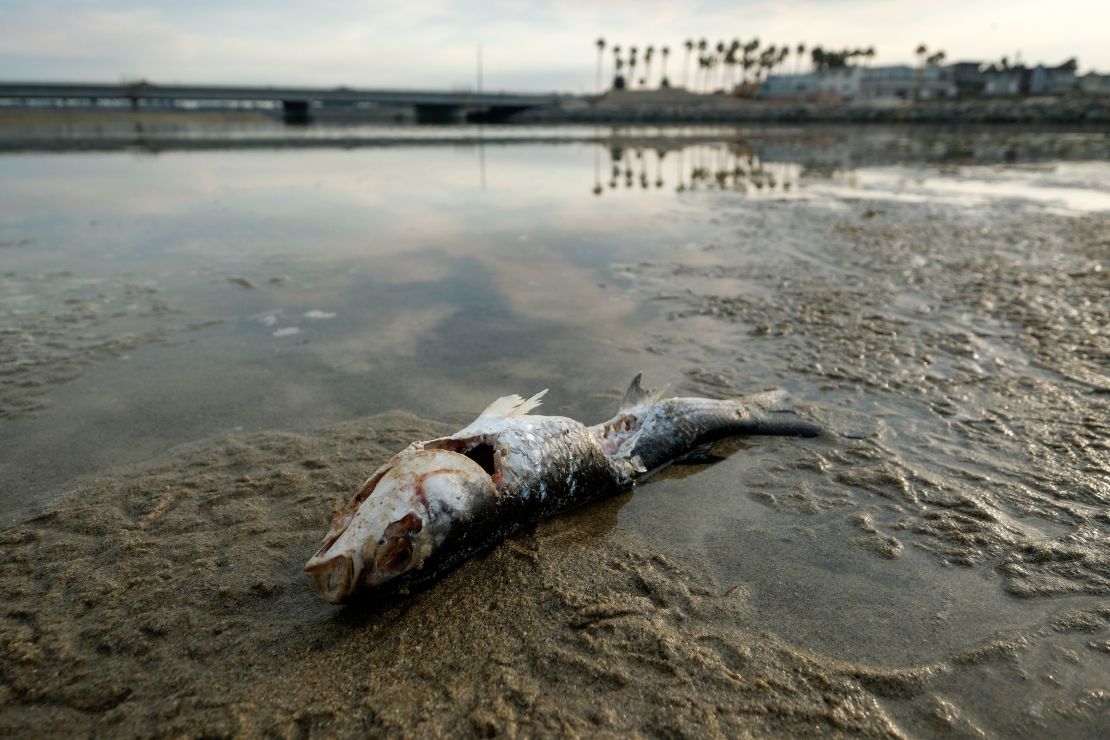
[1,126,1107,737]
[0,413,918,737]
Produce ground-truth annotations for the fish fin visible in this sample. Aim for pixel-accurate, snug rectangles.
[477,389,548,419]
[619,373,661,411]
[742,389,792,413]
[672,442,726,465]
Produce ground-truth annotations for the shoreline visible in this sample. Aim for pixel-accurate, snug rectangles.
[2,93,1108,136]
[518,92,1110,125]
[0,119,1107,157]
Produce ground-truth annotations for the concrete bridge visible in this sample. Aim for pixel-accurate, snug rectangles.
[0,81,561,123]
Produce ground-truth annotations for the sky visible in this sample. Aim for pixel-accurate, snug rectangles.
[1,0,1106,92]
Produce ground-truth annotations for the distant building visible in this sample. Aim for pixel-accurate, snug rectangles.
[948,62,986,97]
[759,69,861,100]
[760,73,819,97]
[859,65,955,100]
[1029,60,1079,94]
[982,66,1025,95]
[817,66,865,98]
[759,58,1100,100]
[760,66,872,101]
[858,65,915,99]
[762,64,961,101]
[1078,72,1110,95]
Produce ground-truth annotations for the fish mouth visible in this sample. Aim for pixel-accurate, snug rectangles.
[305,448,499,603]
[310,457,406,560]
[305,553,354,603]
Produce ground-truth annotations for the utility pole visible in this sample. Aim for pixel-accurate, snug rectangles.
[477,43,483,92]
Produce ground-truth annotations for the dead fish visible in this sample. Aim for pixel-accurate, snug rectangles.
[590,373,820,472]
[304,374,819,603]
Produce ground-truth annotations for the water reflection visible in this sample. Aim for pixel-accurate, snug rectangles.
[1,126,1107,523]
[593,142,800,196]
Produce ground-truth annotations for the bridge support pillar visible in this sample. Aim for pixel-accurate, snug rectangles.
[282,100,312,125]
[466,105,529,123]
[414,104,464,124]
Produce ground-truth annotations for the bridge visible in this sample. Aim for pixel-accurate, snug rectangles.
[0,81,561,124]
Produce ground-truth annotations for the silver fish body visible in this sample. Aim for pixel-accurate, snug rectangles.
[591,374,821,473]
[305,376,818,603]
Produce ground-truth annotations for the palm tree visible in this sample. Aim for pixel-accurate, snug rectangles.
[595,38,606,92]
[661,45,671,87]
[697,38,708,90]
[759,48,775,81]
[644,45,655,88]
[915,44,927,99]
[866,46,876,66]
[811,46,824,72]
[714,40,732,90]
[629,46,638,89]
[743,38,759,83]
[683,39,694,87]
[711,41,724,91]
[796,43,806,74]
[724,40,740,90]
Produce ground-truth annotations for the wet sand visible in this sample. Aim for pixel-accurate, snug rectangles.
[0,412,1105,737]
[0,414,908,737]
[1,131,1108,737]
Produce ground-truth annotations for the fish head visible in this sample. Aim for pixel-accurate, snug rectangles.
[304,447,497,603]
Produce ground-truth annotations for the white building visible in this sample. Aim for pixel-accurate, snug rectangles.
[1078,72,1110,95]
[982,67,1024,95]
[816,66,865,98]
[760,67,865,100]
[760,73,819,97]
[1029,62,1078,94]
[762,65,956,101]
[859,65,956,99]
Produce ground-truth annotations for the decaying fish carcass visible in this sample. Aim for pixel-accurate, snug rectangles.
[305,374,820,603]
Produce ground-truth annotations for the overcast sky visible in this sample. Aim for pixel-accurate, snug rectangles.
[2,1,1105,92]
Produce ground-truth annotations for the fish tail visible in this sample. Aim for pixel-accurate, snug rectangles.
[740,389,792,413]
[735,416,822,437]
[733,391,821,437]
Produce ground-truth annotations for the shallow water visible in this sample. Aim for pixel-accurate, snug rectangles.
[1,123,1108,736]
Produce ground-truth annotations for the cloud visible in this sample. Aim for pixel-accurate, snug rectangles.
[0,0,1105,89]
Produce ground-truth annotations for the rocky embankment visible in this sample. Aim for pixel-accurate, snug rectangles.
[516,90,1110,125]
